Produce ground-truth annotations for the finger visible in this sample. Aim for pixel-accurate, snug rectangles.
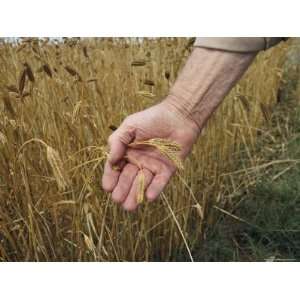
[111,163,139,203]
[108,136,126,165]
[146,171,173,202]
[122,168,153,212]
[102,159,125,192]
[102,125,135,192]
[108,127,135,165]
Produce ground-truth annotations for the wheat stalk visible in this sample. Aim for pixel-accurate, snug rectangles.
[127,138,183,204]
[17,139,70,192]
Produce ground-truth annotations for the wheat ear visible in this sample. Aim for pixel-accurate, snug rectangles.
[129,138,183,170]
[46,146,70,191]
[129,138,183,204]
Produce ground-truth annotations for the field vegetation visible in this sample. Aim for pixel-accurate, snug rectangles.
[0,37,296,261]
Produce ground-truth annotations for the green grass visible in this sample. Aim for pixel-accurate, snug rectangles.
[178,96,300,262]
[207,172,300,261]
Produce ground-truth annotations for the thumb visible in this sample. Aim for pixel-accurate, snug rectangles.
[108,125,135,165]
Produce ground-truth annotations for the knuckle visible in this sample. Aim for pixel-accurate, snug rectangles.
[123,116,131,124]
[122,117,134,130]
[123,114,137,125]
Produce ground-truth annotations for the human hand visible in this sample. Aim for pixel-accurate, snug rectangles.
[101,100,200,211]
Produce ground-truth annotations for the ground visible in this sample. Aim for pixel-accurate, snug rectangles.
[191,97,300,261]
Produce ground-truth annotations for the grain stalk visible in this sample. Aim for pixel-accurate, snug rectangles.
[127,138,183,203]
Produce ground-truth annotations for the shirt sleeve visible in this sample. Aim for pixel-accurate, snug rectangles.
[194,37,287,53]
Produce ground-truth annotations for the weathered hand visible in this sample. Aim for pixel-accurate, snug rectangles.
[101,100,200,211]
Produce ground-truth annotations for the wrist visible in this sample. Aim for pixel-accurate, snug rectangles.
[162,94,203,135]
[164,48,256,133]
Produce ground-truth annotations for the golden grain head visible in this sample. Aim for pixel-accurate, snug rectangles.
[0,132,7,145]
[24,62,35,82]
[46,146,70,191]
[137,90,156,98]
[131,60,146,66]
[0,37,288,261]
[137,170,145,204]
[18,68,27,94]
[42,64,53,78]
[71,100,82,124]
[129,138,184,170]
[128,138,183,204]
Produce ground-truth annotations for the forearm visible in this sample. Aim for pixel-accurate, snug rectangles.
[164,47,257,132]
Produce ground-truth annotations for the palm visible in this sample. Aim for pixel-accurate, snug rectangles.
[102,102,199,211]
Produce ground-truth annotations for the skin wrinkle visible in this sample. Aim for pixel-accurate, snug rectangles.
[170,50,225,103]
[115,126,136,144]
[166,47,256,131]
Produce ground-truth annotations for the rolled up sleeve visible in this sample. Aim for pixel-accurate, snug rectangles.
[194,37,287,53]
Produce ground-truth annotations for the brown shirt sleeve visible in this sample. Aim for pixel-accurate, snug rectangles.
[194,37,287,53]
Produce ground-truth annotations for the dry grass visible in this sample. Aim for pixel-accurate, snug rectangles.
[130,138,183,170]
[129,138,183,204]
[0,37,289,261]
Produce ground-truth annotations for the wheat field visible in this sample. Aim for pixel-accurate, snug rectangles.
[0,38,289,261]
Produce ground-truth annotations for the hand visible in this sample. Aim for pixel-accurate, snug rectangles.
[101,100,200,211]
